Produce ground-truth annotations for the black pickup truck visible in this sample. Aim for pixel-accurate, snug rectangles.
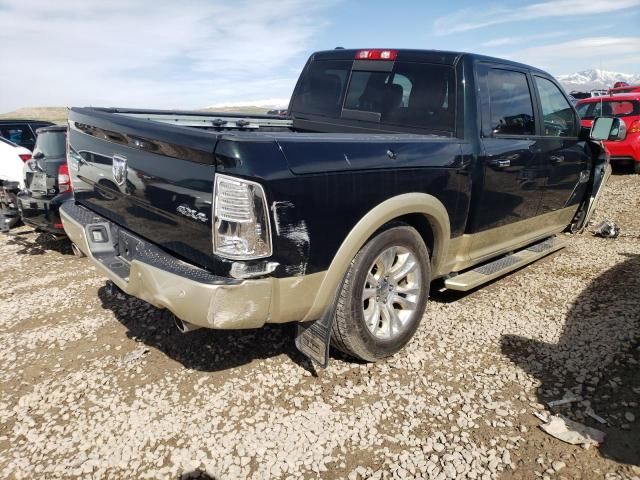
[60,49,621,366]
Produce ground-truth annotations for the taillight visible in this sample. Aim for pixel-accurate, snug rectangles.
[355,49,398,61]
[19,153,31,162]
[629,119,640,134]
[58,163,72,193]
[212,174,272,259]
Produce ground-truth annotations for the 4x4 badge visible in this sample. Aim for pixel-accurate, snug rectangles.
[112,154,127,186]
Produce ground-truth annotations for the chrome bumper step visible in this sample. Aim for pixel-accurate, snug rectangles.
[444,235,567,291]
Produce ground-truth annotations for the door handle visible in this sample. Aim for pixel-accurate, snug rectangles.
[550,155,564,164]
[489,159,511,168]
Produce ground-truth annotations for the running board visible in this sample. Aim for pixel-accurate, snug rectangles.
[444,236,567,292]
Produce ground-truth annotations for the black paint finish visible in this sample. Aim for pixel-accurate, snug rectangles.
[67,49,593,280]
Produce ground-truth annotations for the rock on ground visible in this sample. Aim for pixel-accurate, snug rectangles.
[0,173,638,479]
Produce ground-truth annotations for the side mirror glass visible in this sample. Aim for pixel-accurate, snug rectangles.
[32,151,45,160]
[590,117,626,141]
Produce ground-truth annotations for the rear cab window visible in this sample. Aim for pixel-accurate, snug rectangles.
[291,58,456,135]
[33,130,67,158]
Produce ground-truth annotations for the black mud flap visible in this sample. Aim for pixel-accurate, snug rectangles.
[295,298,338,369]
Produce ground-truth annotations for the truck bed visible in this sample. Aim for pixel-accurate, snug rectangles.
[67,107,464,275]
[101,107,294,133]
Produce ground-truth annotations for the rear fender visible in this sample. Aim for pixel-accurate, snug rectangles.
[302,192,450,322]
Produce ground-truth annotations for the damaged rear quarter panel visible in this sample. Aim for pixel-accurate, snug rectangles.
[214,135,468,279]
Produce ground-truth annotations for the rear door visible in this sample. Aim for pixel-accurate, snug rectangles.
[532,75,589,214]
[473,64,544,233]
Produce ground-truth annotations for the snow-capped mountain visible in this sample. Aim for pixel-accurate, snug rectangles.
[557,69,640,92]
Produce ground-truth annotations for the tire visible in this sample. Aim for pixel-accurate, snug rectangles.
[331,224,431,362]
[634,162,640,175]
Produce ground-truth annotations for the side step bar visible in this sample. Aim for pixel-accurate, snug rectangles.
[444,236,567,292]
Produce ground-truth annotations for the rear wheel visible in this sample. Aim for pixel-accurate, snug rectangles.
[331,225,430,361]
[634,162,640,175]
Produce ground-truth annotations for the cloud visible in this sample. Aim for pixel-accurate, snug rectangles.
[500,36,640,73]
[481,32,565,48]
[434,0,640,35]
[0,0,336,112]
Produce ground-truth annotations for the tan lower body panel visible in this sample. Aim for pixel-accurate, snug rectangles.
[440,206,577,275]
[61,207,326,330]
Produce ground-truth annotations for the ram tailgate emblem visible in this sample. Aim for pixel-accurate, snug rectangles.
[112,154,127,186]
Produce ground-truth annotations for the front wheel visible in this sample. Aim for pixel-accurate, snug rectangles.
[634,162,640,175]
[331,225,430,362]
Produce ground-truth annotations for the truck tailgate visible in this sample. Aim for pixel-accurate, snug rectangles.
[67,108,218,270]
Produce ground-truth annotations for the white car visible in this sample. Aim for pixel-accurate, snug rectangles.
[0,136,31,188]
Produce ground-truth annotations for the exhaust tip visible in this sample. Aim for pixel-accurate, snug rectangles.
[71,243,85,257]
[173,314,201,333]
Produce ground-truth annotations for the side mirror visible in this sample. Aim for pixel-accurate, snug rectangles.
[590,117,626,141]
[32,151,45,160]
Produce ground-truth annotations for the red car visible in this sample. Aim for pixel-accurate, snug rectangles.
[577,94,640,173]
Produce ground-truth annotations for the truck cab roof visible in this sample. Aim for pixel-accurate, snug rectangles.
[310,48,551,76]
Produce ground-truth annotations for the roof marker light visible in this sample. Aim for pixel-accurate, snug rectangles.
[355,49,398,61]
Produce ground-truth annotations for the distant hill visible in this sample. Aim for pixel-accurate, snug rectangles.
[0,105,280,124]
[0,107,69,124]
[558,69,640,93]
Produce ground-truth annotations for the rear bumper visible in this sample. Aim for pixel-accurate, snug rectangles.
[60,202,324,329]
[17,191,71,234]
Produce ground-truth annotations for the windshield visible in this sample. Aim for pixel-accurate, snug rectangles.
[577,100,640,119]
[33,130,67,158]
[291,59,456,134]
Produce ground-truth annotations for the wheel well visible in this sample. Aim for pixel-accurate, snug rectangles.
[376,213,435,256]
[397,213,435,256]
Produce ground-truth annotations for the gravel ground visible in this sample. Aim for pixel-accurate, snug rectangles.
[0,173,638,480]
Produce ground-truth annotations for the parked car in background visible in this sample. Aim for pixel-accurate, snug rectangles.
[17,125,72,235]
[266,109,288,116]
[60,49,613,366]
[0,119,55,151]
[609,85,640,95]
[569,91,591,100]
[613,81,629,88]
[0,137,32,231]
[577,94,640,173]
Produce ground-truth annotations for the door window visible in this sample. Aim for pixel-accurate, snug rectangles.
[534,76,578,137]
[0,125,35,146]
[576,100,640,119]
[487,69,536,136]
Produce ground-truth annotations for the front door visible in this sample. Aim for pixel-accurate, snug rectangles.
[532,75,590,215]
